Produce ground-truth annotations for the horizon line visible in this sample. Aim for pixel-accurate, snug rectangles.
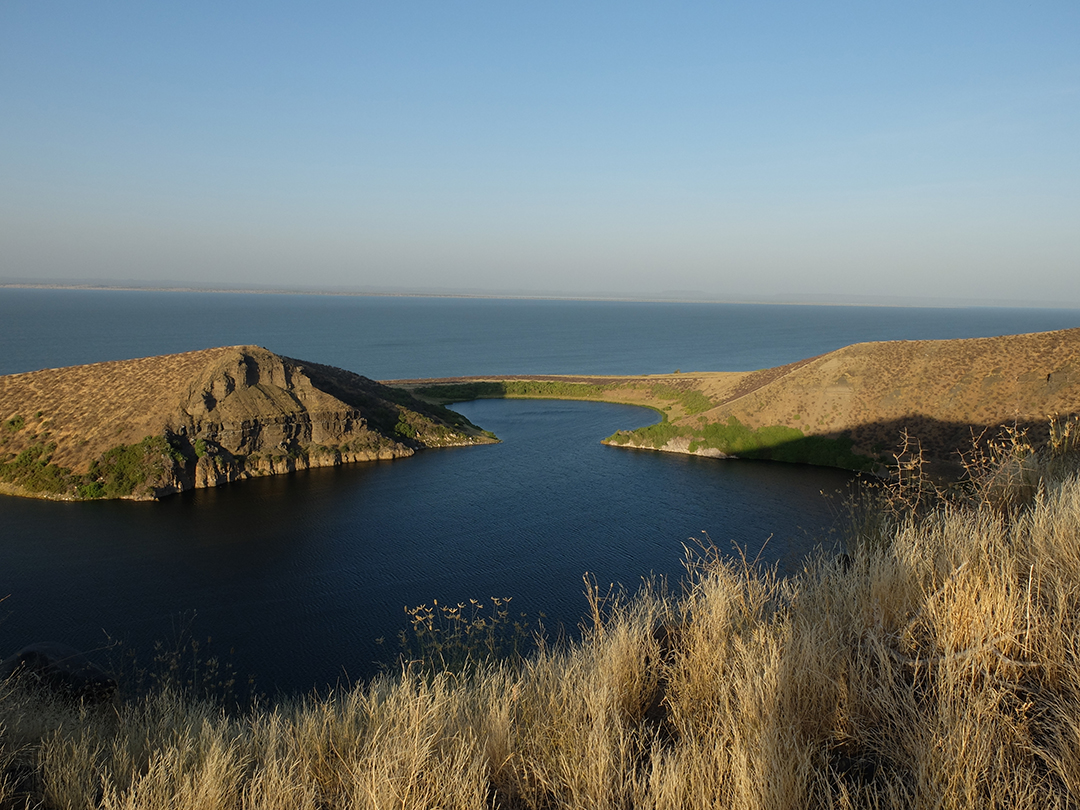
[1,280,1075,311]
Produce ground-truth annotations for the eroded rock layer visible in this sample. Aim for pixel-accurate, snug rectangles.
[0,346,495,500]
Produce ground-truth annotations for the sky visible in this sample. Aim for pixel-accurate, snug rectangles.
[1,2,1078,305]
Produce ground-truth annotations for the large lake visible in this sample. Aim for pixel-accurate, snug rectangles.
[2,290,1079,694]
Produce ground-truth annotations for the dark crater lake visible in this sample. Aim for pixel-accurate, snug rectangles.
[1,398,854,695]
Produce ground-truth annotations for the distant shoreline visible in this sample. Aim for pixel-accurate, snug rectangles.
[2,282,697,304]
[0,281,1063,310]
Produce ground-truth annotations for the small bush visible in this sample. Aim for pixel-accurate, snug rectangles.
[0,443,76,494]
[84,436,185,498]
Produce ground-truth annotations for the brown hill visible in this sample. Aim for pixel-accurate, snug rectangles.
[696,328,1078,458]
[598,328,1080,470]
[395,327,1080,473]
[0,346,495,500]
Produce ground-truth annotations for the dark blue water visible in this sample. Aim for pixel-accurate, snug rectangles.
[2,290,1079,694]
[1,398,853,694]
[3,288,1080,377]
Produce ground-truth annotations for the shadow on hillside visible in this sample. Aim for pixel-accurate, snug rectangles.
[745,411,1080,476]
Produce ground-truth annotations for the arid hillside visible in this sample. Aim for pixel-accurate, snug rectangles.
[672,327,1080,467]
[396,327,1080,471]
[0,346,495,500]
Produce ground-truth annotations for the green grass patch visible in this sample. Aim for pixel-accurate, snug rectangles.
[503,380,614,399]
[0,443,76,494]
[610,415,876,471]
[645,384,681,400]
[648,385,715,415]
[679,390,717,415]
[606,421,688,448]
[413,382,507,401]
[414,380,619,402]
[698,418,802,455]
[1,435,188,499]
[84,436,186,499]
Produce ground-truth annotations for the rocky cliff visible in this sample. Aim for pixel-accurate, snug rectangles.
[0,346,496,500]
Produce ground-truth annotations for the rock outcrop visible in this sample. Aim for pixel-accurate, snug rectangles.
[0,346,496,500]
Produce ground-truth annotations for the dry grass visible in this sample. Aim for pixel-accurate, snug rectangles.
[0,348,239,472]
[7,444,1080,808]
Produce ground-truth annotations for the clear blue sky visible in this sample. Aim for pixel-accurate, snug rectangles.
[2,2,1078,304]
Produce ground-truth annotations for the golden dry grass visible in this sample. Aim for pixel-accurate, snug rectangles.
[0,348,239,471]
[6,444,1080,808]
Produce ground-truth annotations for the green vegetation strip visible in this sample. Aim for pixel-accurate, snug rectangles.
[414,379,715,415]
[416,380,873,469]
[0,435,184,499]
[415,380,615,402]
[607,416,877,471]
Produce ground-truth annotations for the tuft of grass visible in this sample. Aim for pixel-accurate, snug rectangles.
[648,384,716,415]
[393,596,540,676]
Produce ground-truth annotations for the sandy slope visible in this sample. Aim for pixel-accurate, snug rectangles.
[685,328,1080,460]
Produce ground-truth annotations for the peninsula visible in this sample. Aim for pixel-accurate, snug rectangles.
[5,328,1079,500]
[0,346,495,500]
[393,327,1080,473]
